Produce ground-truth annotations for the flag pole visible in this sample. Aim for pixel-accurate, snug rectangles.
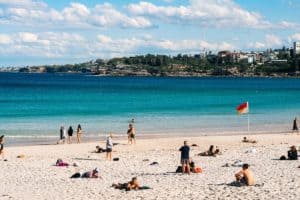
[247,101,250,132]
[247,113,250,132]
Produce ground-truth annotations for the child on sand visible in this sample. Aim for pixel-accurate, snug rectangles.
[288,146,298,160]
[179,141,191,175]
[235,164,255,186]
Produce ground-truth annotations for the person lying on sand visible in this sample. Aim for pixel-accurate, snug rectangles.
[92,146,106,153]
[112,177,142,191]
[242,137,257,143]
[71,168,100,178]
[56,159,69,166]
[198,145,221,156]
[235,164,255,186]
[288,146,298,160]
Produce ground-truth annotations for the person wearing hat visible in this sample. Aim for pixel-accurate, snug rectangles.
[288,146,298,160]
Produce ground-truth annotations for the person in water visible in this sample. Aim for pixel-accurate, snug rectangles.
[179,141,191,175]
[292,118,298,133]
[235,164,255,186]
[77,124,82,143]
[288,146,298,160]
[127,124,136,145]
[0,135,4,159]
[112,177,141,191]
[68,126,73,144]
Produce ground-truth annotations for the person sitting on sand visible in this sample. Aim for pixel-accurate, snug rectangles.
[198,145,220,156]
[93,145,106,153]
[242,137,257,143]
[179,141,190,175]
[0,135,4,159]
[127,124,136,145]
[235,164,255,186]
[288,146,298,160]
[112,177,141,191]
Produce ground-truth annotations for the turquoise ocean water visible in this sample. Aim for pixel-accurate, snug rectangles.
[0,72,300,144]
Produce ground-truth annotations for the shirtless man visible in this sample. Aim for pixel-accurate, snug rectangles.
[235,164,255,186]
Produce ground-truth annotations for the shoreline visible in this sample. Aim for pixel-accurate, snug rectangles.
[4,129,293,148]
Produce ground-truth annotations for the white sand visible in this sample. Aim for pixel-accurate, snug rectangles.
[0,133,300,200]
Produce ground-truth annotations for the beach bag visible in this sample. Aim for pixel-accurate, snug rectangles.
[194,167,202,173]
[176,166,182,173]
[280,155,287,160]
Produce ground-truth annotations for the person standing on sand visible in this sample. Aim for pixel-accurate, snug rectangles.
[127,123,136,145]
[106,133,113,161]
[179,141,191,175]
[0,135,5,159]
[292,118,298,133]
[68,126,73,144]
[77,124,82,143]
[58,126,66,144]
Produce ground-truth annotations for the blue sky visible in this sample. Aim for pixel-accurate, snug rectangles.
[0,0,300,66]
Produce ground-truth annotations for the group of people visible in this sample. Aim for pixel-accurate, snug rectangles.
[180,140,255,186]
[58,124,82,144]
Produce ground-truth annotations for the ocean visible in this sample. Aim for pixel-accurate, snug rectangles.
[0,72,300,145]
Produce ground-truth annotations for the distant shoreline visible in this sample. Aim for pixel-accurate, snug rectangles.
[1,71,300,78]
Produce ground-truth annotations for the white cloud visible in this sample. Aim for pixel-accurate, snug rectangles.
[249,34,282,49]
[0,1,152,29]
[0,32,235,58]
[128,0,272,29]
[0,34,12,44]
[289,33,300,41]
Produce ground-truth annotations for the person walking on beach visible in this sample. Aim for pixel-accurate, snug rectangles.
[292,117,298,133]
[68,126,73,144]
[106,133,113,161]
[127,123,136,145]
[179,141,191,175]
[58,126,66,144]
[0,135,5,159]
[77,124,82,143]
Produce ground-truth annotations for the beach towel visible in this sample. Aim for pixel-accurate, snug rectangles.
[140,186,152,190]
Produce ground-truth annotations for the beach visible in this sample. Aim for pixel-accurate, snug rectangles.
[1,133,299,200]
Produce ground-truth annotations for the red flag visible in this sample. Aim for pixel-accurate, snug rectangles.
[237,102,249,114]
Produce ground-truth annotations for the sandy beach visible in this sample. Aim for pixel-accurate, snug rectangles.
[0,133,299,200]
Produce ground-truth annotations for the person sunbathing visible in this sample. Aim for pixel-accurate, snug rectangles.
[112,177,141,191]
[55,159,69,167]
[71,168,100,178]
[235,164,255,186]
[242,137,257,143]
[288,146,298,160]
[81,168,100,178]
[198,145,221,156]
